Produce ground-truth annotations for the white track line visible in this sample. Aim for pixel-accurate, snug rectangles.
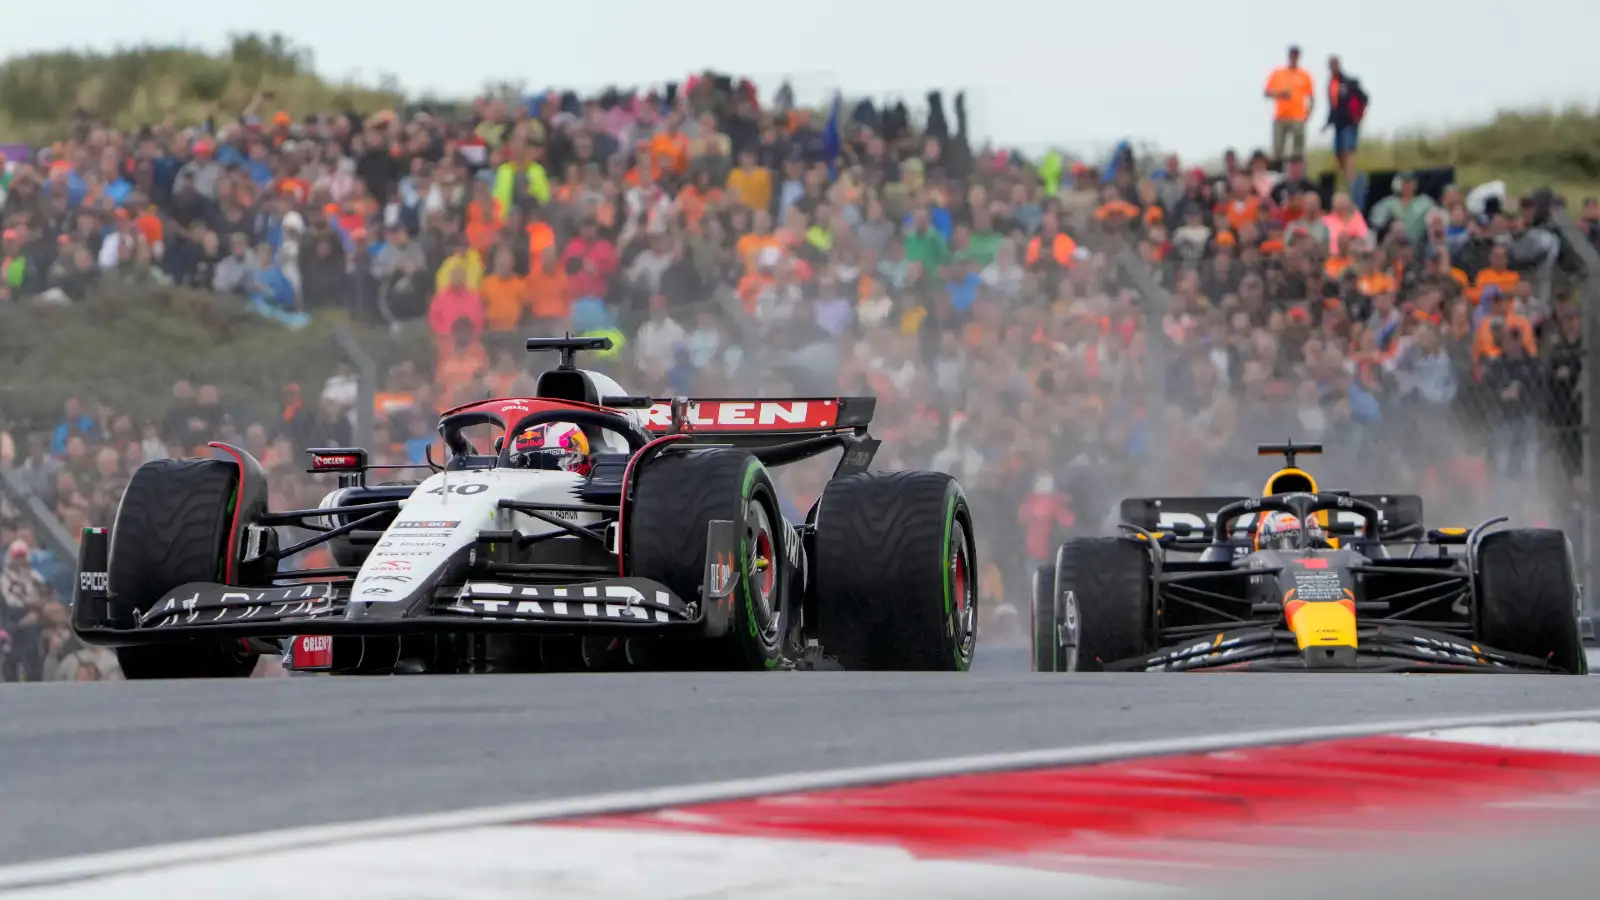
[5,706,1600,893]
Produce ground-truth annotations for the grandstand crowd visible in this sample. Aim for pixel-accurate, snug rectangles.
[0,55,1591,679]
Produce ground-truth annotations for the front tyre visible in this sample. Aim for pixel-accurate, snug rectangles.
[107,458,259,679]
[1055,536,1151,672]
[1031,565,1057,672]
[814,471,977,671]
[1031,564,1082,672]
[1476,528,1587,675]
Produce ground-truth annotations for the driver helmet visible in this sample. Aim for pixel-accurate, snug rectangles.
[1256,511,1324,550]
[508,423,592,476]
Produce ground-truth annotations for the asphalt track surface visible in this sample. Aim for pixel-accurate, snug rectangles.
[4,643,1600,869]
[1202,826,1600,900]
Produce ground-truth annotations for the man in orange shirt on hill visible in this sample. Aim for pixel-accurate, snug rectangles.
[1265,45,1315,164]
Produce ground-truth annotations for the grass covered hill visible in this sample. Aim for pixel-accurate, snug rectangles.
[1303,106,1600,204]
[0,34,404,143]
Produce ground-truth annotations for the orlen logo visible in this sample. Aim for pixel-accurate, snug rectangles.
[292,634,335,670]
[643,400,832,431]
[311,454,361,470]
[79,571,108,592]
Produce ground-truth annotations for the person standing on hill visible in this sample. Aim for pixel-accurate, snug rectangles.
[1265,45,1315,165]
[1323,55,1370,188]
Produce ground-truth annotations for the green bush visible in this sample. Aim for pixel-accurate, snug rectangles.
[1303,104,1600,202]
[0,34,404,143]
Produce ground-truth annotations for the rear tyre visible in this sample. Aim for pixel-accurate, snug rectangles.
[628,450,792,670]
[813,471,976,671]
[1055,537,1151,672]
[1476,528,1587,675]
[107,458,259,679]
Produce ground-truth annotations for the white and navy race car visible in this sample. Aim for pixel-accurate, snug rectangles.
[71,337,978,677]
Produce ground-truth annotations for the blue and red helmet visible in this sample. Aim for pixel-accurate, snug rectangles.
[509,423,592,476]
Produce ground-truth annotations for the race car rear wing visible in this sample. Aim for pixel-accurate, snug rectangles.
[639,397,875,436]
[628,396,879,475]
[1120,493,1426,539]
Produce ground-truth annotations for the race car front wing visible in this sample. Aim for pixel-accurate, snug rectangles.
[1104,624,1570,674]
[69,520,743,644]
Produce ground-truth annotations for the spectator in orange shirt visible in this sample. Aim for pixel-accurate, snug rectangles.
[1220,174,1263,234]
[736,209,781,273]
[1354,250,1396,297]
[1472,286,1537,362]
[525,214,556,264]
[1469,244,1520,301]
[1265,45,1315,164]
[479,245,527,338]
[650,116,690,178]
[1025,213,1077,271]
[526,246,571,333]
[463,180,503,255]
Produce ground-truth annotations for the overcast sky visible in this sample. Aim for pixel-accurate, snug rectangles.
[7,0,1597,160]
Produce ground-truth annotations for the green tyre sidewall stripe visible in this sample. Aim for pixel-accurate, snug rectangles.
[943,485,973,672]
[736,458,782,668]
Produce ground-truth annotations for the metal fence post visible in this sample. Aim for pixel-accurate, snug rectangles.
[1548,209,1600,611]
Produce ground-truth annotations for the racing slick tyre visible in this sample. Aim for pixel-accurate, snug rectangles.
[1031,565,1057,672]
[1476,528,1588,675]
[1031,564,1078,673]
[813,471,977,671]
[1055,536,1151,672]
[107,458,260,680]
[628,449,794,670]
